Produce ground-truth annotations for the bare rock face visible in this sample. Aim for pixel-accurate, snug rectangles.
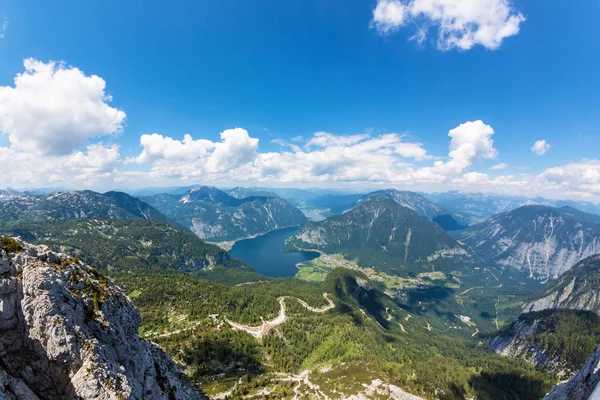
[0,238,206,400]
[543,344,600,400]
[523,255,600,315]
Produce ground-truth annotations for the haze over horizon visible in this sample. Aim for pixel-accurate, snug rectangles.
[0,0,599,201]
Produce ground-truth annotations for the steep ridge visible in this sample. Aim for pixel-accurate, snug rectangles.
[225,186,279,199]
[0,237,205,399]
[523,254,600,313]
[488,309,600,378]
[142,186,308,242]
[424,191,600,224]
[360,190,467,230]
[285,193,471,275]
[0,190,178,227]
[0,219,255,281]
[543,343,600,399]
[456,205,600,279]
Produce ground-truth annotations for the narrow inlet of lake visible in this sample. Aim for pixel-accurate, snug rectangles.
[229,226,320,278]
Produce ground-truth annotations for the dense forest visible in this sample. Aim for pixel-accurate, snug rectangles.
[113,268,557,399]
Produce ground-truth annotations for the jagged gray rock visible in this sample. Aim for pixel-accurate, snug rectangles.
[0,238,206,400]
[523,255,600,314]
[488,311,584,379]
[457,206,600,279]
[543,343,600,400]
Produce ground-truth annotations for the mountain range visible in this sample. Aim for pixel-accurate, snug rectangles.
[0,189,179,227]
[2,185,600,398]
[455,205,600,279]
[285,190,471,275]
[141,186,308,242]
[425,191,600,224]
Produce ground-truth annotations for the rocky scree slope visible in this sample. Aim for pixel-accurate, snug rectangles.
[285,193,471,275]
[0,237,205,400]
[488,309,600,379]
[523,254,600,314]
[456,205,600,279]
[142,186,308,242]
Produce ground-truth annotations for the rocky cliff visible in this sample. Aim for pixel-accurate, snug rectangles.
[488,309,600,379]
[523,255,600,314]
[543,343,600,399]
[456,206,600,279]
[0,237,205,400]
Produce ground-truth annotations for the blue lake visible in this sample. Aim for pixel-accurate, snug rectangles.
[229,226,320,278]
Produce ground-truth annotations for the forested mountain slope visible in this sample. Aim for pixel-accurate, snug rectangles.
[489,309,600,378]
[285,193,471,275]
[114,267,556,399]
[543,343,600,400]
[0,218,259,284]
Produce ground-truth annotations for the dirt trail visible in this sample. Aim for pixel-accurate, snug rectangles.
[226,293,334,339]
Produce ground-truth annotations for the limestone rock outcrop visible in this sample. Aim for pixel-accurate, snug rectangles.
[0,238,206,400]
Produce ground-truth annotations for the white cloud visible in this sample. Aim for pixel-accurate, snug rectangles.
[0,59,125,188]
[371,0,525,50]
[0,143,121,188]
[491,163,508,170]
[131,130,429,184]
[130,133,215,164]
[539,160,600,195]
[452,171,490,185]
[371,0,408,34]
[0,17,7,39]
[128,122,500,188]
[204,128,259,173]
[531,139,550,156]
[0,58,126,156]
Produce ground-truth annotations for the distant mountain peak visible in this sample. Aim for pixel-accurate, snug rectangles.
[457,205,600,278]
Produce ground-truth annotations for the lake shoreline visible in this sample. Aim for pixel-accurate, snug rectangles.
[227,226,320,278]
[207,225,301,251]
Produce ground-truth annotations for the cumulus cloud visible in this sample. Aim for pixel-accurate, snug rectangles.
[412,120,498,181]
[531,139,550,156]
[129,122,500,187]
[452,171,490,185]
[491,163,508,170]
[540,160,600,195]
[0,59,126,188]
[0,143,122,188]
[130,130,430,184]
[0,58,126,156]
[371,0,525,50]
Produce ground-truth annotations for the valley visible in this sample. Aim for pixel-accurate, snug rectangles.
[2,186,600,399]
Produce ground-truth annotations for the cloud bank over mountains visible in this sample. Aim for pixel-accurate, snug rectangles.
[0,58,598,202]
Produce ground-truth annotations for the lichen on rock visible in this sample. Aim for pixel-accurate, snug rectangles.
[0,237,206,400]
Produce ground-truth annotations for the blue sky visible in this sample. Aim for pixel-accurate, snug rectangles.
[0,0,599,199]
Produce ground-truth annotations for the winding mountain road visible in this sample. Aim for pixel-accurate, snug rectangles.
[226,293,335,339]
